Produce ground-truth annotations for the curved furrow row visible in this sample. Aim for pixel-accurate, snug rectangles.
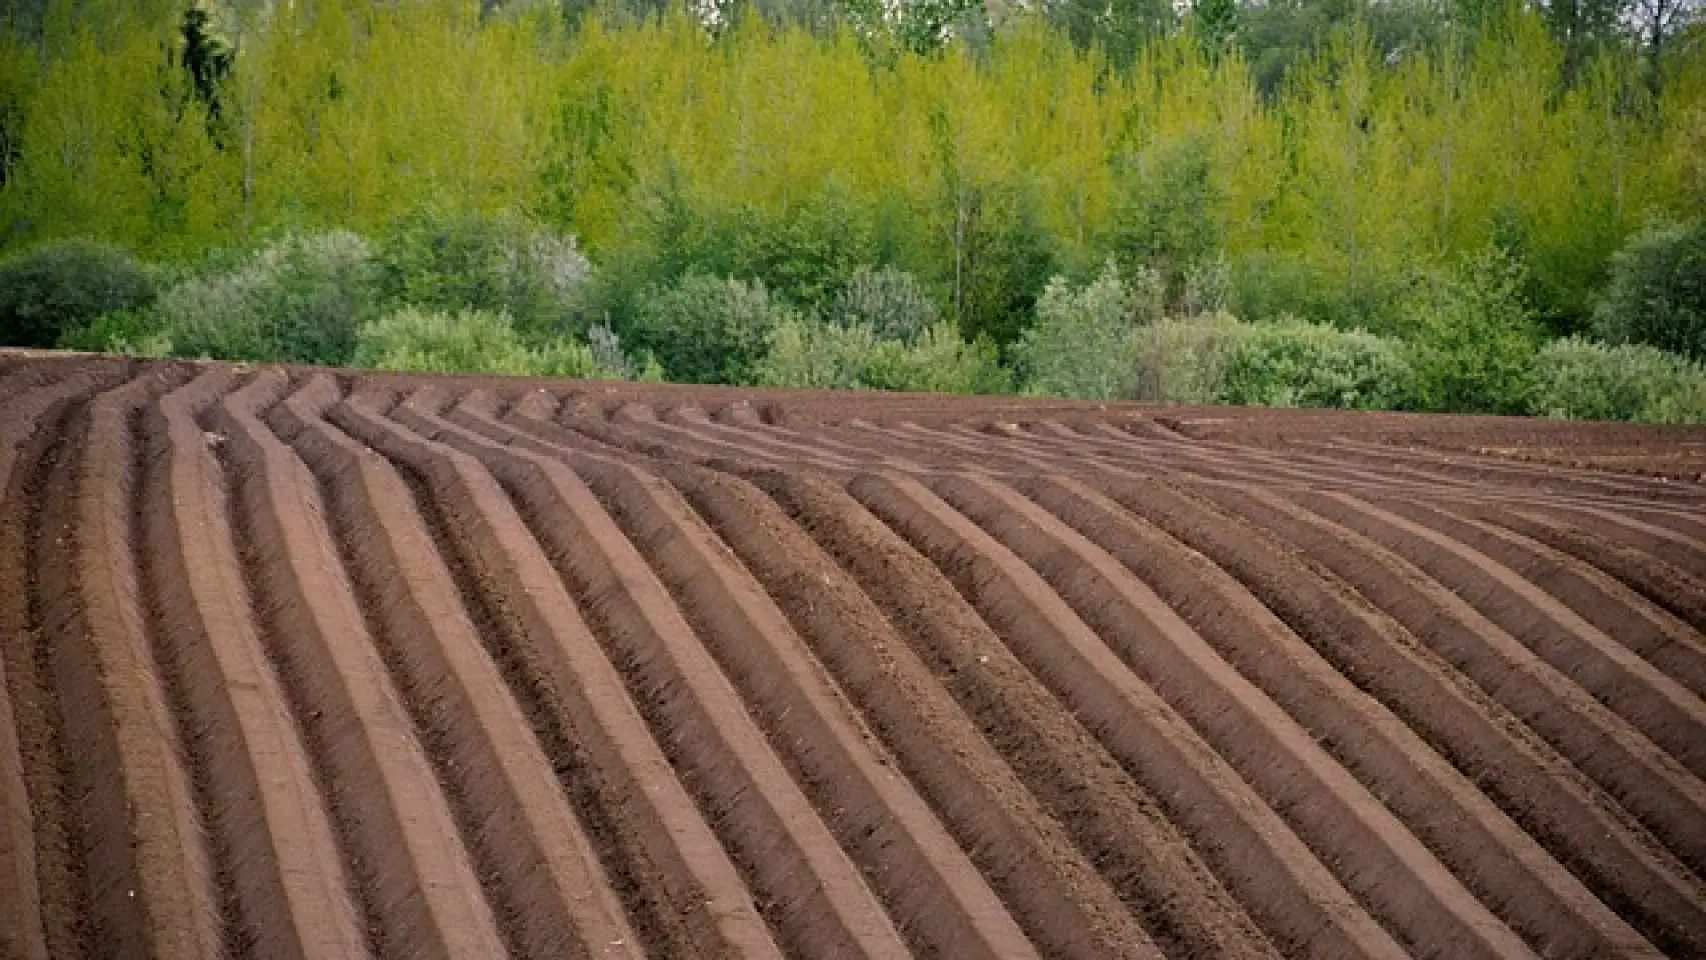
[226,372,641,960]
[136,367,370,960]
[330,386,876,958]
[1118,420,1706,507]
[35,369,224,959]
[1073,417,1706,510]
[285,380,784,960]
[1497,501,1706,578]
[925,470,1535,959]
[655,460,1165,960]
[170,370,508,960]
[701,405,1706,774]
[1289,489,1706,780]
[712,408,929,473]
[414,388,1030,960]
[842,468,1409,959]
[1087,472,1706,957]
[1471,506,1706,634]
[1370,498,1706,700]
[1007,419,1706,524]
[666,405,864,469]
[964,417,1703,542]
[1300,437,1706,506]
[0,364,126,960]
[502,396,1283,960]
[1186,481,1706,873]
[1017,473,1660,958]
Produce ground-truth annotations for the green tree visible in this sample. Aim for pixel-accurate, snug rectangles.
[1592,217,1706,360]
[0,238,156,347]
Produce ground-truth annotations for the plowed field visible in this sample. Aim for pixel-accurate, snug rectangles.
[3,353,1705,959]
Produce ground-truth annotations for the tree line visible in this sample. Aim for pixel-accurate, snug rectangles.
[0,0,1702,419]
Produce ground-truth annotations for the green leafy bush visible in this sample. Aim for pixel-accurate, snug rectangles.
[625,272,789,384]
[1221,318,1414,409]
[57,308,172,356]
[758,314,1008,394]
[1132,313,1247,404]
[353,306,625,379]
[158,230,378,366]
[376,210,591,340]
[830,265,938,343]
[1407,248,1540,414]
[1591,219,1706,362]
[1013,263,1142,400]
[1529,337,1706,423]
[0,239,156,348]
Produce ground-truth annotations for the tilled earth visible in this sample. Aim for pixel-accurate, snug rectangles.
[2,352,1704,959]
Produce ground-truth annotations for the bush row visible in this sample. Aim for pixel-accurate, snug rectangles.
[3,215,1702,423]
[1017,261,1706,423]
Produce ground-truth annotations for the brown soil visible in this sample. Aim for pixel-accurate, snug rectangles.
[3,352,1704,959]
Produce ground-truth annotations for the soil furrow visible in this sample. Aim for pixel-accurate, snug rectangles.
[182,371,508,960]
[136,368,371,960]
[930,470,1536,959]
[1303,437,1706,505]
[1083,418,1706,509]
[1021,473,1661,958]
[328,388,817,959]
[737,465,1283,960]
[678,462,1180,959]
[36,369,223,959]
[664,405,862,468]
[1382,498,1706,700]
[1091,473,1706,957]
[0,366,121,960]
[1473,506,1706,636]
[1000,420,1702,532]
[380,387,923,960]
[1189,482,1706,874]
[276,377,777,960]
[423,393,1036,959]
[506,396,1282,958]
[227,371,644,960]
[1291,489,1706,780]
[1511,501,1706,576]
[844,467,1408,959]
[502,399,1288,958]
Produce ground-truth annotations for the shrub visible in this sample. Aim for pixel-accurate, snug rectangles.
[160,230,378,366]
[1014,263,1141,400]
[1407,248,1541,414]
[1529,337,1706,424]
[1221,318,1414,409]
[625,273,789,384]
[1592,218,1706,362]
[830,265,938,343]
[1132,313,1247,404]
[758,314,1008,394]
[376,210,592,340]
[57,308,172,356]
[0,239,156,348]
[353,306,625,379]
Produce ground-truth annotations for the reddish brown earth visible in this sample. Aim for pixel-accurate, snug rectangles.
[2,351,1705,959]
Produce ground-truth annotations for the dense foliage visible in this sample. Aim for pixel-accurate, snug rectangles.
[1,0,1702,420]
[353,305,626,378]
[1592,219,1706,362]
[0,239,155,348]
